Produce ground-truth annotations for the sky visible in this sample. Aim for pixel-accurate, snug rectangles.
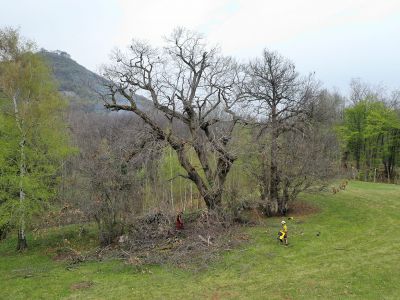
[1,0,400,93]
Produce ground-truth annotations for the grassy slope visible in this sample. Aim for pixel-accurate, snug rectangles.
[0,181,399,299]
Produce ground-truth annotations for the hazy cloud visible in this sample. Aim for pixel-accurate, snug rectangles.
[1,0,399,91]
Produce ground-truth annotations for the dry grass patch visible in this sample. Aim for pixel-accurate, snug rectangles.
[289,200,321,216]
[70,281,94,291]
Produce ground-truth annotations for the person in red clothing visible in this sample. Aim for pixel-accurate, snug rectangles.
[176,212,184,230]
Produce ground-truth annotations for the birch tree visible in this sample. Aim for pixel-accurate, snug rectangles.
[0,27,72,250]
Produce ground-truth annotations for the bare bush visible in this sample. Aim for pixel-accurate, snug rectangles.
[64,112,162,245]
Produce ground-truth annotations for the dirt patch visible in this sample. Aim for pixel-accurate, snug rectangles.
[210,291,238,299]
[53,246,82,262]
[70,281,94,290]
[288,200,321,216]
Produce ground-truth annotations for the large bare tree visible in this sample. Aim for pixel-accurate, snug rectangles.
[244,50,319,215]
[102,28,244,210]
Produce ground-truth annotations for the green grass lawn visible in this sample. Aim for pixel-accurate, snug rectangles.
[1,181,399,299]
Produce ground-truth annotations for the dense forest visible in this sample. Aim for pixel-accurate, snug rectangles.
[0,27,399,252]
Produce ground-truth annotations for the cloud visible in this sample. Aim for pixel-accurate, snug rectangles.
[205,0,400,57]
[114,0,400,58]
[116,0,231,45]
[2,0,399,90]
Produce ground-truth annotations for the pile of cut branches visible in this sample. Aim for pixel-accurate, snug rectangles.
[118,210,247,270]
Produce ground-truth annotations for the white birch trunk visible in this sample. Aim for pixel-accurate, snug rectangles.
[12,93,27,250]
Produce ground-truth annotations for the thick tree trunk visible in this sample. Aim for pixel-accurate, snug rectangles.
[268,115,280,216]
[169,148,175,210]
[204,192,222,210]
[262,198,278,217]
[194,158,232,211]
[259,154,278,216]
[279,178,289,215]
[17,228,28,251]
[172,138,233,211]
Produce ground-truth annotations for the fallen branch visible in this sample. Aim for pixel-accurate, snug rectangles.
[198,234,213,246]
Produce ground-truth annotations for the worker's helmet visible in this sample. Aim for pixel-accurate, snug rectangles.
[281,220,286,225]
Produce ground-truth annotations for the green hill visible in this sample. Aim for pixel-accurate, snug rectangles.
[39,50,151,112]
[0,181,399,299]
[40,50,103,100]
